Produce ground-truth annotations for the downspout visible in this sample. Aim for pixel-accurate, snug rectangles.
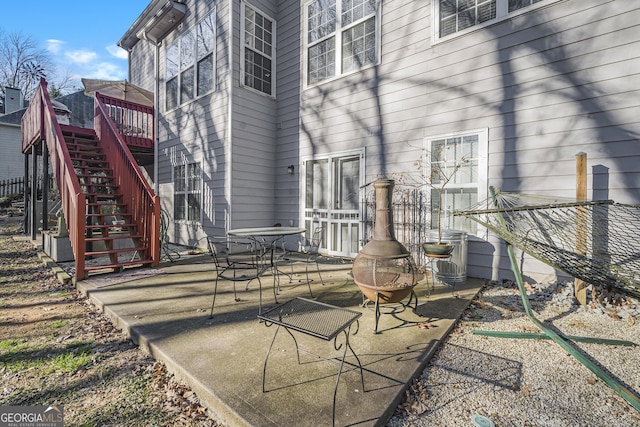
[154,41,160,194]
[226,0,234,231]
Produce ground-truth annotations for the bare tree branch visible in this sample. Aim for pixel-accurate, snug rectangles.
[0,30,55,100]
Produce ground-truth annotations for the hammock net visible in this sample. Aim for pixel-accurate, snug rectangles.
[455,188,640,298]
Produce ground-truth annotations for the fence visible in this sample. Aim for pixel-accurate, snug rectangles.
[362,186,432,268]
[0,175,55,198]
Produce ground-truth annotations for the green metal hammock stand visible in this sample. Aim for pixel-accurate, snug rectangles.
[455,186,640,412]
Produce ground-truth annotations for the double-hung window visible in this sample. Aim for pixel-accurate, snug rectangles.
[166,10,216,110]
[305,0,380,86]
[242,3,275,96]
[174,162,202,222]
[436,0,554,40]
[425,129,488,236]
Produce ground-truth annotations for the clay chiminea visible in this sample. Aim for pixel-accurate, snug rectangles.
[352,179,418,309]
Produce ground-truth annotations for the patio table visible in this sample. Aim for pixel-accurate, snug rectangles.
[228,226,306,238]
[227,227,305,260]
[228,227,307,291]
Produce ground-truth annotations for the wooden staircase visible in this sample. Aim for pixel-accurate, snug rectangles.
[21,79,160,280]
[62,126,154,274]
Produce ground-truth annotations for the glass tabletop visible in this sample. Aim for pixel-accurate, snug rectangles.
[228,227,306,237]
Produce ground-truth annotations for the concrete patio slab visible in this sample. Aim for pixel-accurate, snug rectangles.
[75,254,484,427]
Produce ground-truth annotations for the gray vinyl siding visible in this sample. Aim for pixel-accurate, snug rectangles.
[297,0,640,281]
[228,0,278,228]
[125,0,639,282]
[274,0,303,230]
[128,41,155,92]
[0,124,23,181]
[154,0,232,244]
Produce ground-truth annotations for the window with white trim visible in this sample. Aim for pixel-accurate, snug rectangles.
[174,162,202,222]
[436,0,554,40]
[242,3,275,96]
[305,0,379,86]
[166,10,216,110]
[425,129,488,236]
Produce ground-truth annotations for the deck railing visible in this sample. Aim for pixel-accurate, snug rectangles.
[96,93,154,150]
[94,93,160,267]
[22,79,87,277]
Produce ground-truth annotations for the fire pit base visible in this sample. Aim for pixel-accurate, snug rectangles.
[359,287,419,334]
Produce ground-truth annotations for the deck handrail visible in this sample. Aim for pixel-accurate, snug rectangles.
[97,94,154,149]
[21,79,87,278]
[94,92,160,267]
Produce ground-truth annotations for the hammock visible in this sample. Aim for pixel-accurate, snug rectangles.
[455,187,640,412]
[456,188,640,298]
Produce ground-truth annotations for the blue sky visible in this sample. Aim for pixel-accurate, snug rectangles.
[1,1,147,89]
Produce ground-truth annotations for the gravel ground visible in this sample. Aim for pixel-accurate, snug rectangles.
[387,280,640,427]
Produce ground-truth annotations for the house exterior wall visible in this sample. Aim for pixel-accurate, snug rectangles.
[295,0,640,281]
[124,0,640,282]
[158,0,232,246]
[128,40,156,93]
[273,3,303,227]
[124,0,230,246]
[0,124,23,182]
[229,0,278,228]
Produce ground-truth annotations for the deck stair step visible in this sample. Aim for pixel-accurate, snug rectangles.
[86,193,123,201]
[85,234,142,243]
[84,259,154,274]
[87,212,132,218]
[86,246,148,257]
[87,202,128,210]
[81,183,120,192]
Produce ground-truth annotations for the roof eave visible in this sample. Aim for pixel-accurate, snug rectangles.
[118,0,187,50]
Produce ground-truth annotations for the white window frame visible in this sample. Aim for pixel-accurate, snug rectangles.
[241,2,276,98]
[432,0,563,44]
[173,161,203,224]
[165,9,217,111]
[424,128,489,238]
[303,0,381,88]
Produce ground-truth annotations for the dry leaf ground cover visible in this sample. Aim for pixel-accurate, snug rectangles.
[0,215,220,426]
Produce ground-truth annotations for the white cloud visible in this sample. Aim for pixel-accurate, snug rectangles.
[106,44,129,60]
[65,50,98,64]
[83,62,127,81]
[46,39,65,54]
[49,42,128,87]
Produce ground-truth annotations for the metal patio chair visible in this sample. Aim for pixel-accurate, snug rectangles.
[207,236,276,318]
[300,225,325,288]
